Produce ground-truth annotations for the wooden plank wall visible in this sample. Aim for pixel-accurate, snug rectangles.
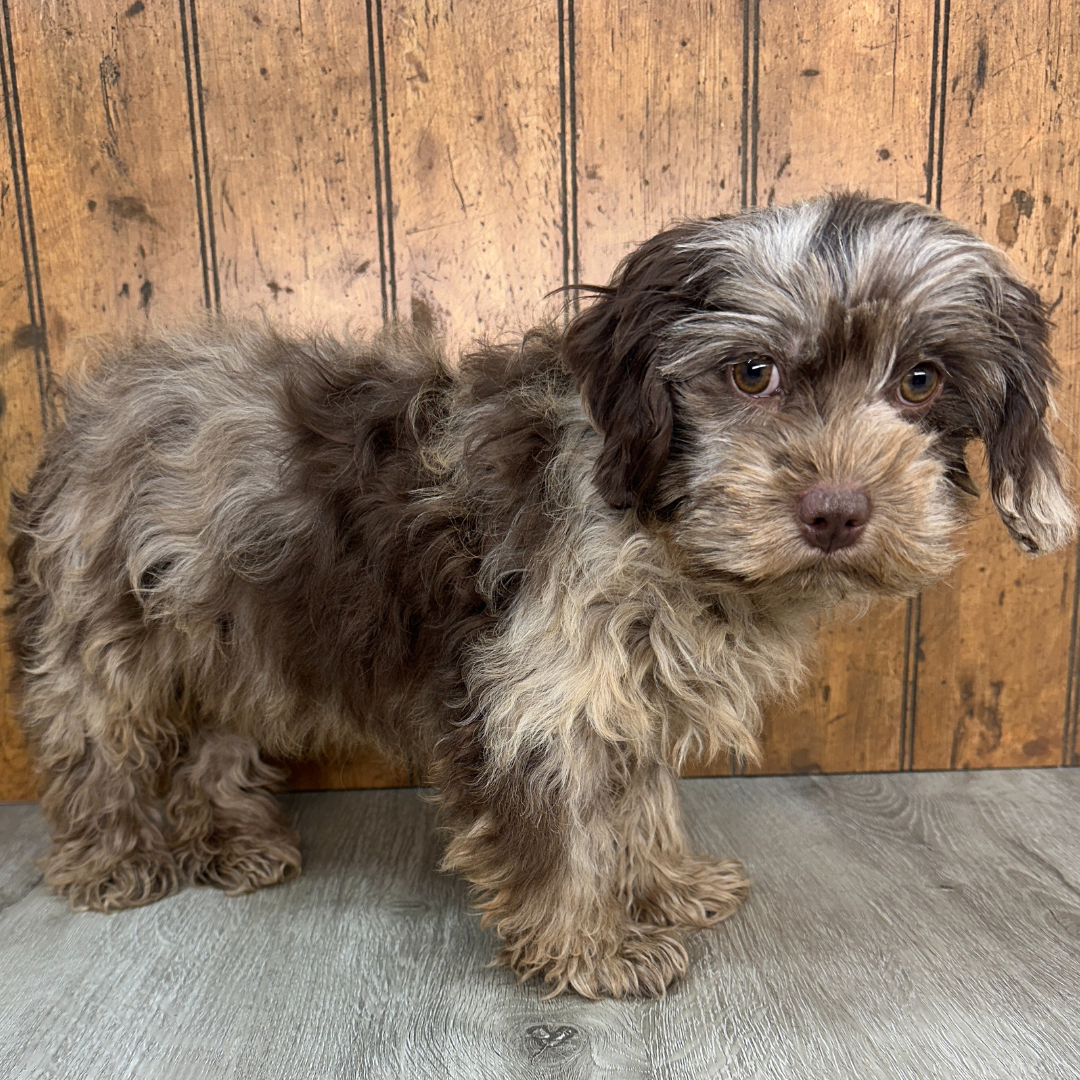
[1,0,1077,799]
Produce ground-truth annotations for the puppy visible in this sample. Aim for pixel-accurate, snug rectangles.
[9,193,1075,998]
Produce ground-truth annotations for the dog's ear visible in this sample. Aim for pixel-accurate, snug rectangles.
[978,274,1077,554]
[562,224,706,510]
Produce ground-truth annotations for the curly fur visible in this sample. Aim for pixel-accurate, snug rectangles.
[9,194,1075,997]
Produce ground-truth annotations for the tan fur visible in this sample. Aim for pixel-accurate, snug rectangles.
[9,194,1075,997]
[167,732,301,893]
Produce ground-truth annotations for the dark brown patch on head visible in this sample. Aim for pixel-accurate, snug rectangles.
[562,223,717,509]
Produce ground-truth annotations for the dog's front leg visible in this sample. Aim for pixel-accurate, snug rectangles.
[618,761,749,931]
[436,726,691,998]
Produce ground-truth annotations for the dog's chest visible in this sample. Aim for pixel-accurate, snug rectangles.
[470,560,808,769]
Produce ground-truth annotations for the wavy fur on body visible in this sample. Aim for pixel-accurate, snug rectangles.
[10,194,1076,998]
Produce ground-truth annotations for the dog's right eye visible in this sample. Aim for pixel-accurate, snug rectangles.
[730,359,780,397]
[898,364,942,406]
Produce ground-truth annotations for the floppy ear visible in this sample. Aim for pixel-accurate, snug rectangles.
[980,275,1076,554]
[562,224,707,510]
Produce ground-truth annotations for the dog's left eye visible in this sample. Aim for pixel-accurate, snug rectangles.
[731,359,780,397]
[898,364,942,406]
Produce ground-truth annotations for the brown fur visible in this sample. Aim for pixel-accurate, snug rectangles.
[9,194,1075,997]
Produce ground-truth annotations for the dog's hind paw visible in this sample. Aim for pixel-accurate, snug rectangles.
[43,846,181,913]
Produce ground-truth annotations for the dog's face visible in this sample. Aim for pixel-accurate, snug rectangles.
[564,194,1076,599]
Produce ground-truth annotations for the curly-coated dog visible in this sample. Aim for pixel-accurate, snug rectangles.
[9,193,1076,998]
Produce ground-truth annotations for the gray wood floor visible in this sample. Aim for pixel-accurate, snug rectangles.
[2,770,1079,1079]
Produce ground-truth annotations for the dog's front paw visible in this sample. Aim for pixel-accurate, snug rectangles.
[630,855,749,930]
[500,921,689,1000]
[43,844,181,912]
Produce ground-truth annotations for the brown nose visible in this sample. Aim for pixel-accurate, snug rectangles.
[795,485,872,552]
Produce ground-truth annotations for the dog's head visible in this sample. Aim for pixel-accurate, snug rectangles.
[564,193,1076,596]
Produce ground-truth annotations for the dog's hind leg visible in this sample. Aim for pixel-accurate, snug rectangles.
[28,684,181,913]
[166,730,300,895]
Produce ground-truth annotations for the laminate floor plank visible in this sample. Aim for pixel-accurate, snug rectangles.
[1,771,1077,1079]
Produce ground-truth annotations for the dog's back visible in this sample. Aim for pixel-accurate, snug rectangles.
[8,322,570,766]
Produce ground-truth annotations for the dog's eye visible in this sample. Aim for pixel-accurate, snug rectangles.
[898,364,942,406]
[730,359,780,397]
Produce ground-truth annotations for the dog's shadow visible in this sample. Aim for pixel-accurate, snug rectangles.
[278,788,470,918]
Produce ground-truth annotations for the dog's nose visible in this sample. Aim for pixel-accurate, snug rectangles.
[795,485,872,552]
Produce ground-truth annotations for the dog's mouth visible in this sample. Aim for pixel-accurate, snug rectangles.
[745,514,959,597]
[783,516,960,597]
[685,533,900,595]
[675,463,963,597]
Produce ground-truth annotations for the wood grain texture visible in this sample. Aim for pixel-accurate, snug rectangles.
[282,748,410,792]
[757,0,934,207]
[574,0,744,288]
[1,1,1079,794]
[0,39,40,802]
[748,600,911,777]
[914,0,1080,769]
[745,0,936,776]
[189,0,403,790]
[384,0,564,350]
[9,0,204,367]
[2,771,1080,1078]
[196,0,385,327]
[1,0,205,800]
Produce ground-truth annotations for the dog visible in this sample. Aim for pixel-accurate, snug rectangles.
[9,193,1076,998]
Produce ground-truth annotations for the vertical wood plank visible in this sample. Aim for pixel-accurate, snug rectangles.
[9,1,204,374]
[757,0,934,207]
[575,1,744,288]
[743,0,935,775]
[196,1,384,326]
[749,602,913,777]
[290,0,566,785]
[382,0,564,349]
[914,0,1080,769]
[194,2,404,789]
